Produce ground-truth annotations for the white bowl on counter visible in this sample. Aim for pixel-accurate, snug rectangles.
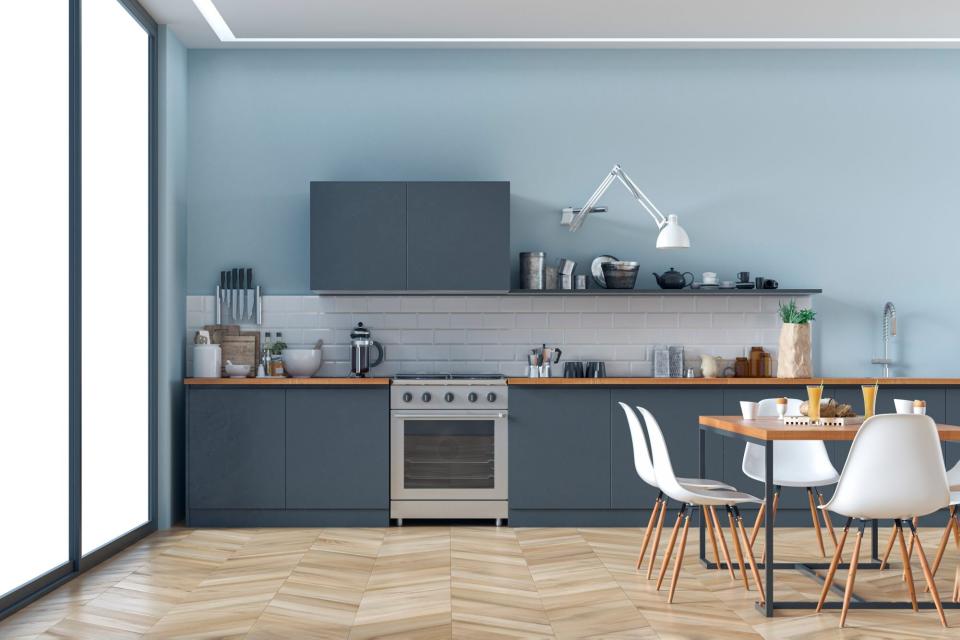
[282,347,323,378]
[224,362,251,378]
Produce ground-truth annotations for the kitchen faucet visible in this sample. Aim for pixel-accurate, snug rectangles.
[871,302,897,377]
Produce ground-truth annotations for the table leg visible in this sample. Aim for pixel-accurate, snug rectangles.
[872,519,879,562]
[764,441,774,616]
[699,426,706,564]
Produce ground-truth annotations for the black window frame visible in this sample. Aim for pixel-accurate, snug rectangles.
[0,0,158,620]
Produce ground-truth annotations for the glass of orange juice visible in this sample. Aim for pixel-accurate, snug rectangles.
[807,385,823,421]
[861,385,877,418]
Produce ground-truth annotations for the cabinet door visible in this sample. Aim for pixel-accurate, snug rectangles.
[509,388,610,509]
[310,182,405,291]
[611,389,724,509]
[405,182,510,291]
[945,389,960,476]
[285,388,389,509]
[188,389,285,509]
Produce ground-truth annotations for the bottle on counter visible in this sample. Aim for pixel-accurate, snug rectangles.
[262,332,273,375]
[271,332,286,377]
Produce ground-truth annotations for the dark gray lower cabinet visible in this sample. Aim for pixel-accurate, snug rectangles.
[187,386,389,526]
[286,389,388,509]
[188,389,285,510]
[509,388,611,511]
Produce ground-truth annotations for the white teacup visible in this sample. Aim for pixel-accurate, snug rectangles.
[893,398,914,414]
[740,401,760,420]
[702,272,718,284]
[914,406,927,416]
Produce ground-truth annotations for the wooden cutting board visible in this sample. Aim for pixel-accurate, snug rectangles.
[220,335,258,377]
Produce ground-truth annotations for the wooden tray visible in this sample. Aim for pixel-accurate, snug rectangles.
[783,416,865,427]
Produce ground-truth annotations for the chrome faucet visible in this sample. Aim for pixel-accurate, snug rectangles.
[871,302,897,377]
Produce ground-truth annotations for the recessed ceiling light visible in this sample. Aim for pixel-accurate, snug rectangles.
[190,0,960,44]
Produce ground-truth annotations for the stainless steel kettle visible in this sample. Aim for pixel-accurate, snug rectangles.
[350,322,385,377]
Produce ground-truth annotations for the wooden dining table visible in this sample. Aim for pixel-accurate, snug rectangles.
[698,415,960,617]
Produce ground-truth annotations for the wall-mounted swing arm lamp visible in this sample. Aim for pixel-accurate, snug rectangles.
[562,164,691,249]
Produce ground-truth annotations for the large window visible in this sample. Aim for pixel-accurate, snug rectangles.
[0,0,156,618]
[81,0,151,555]
[0,3,71,597]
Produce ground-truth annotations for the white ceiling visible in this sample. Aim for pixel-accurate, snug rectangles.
[141,0,960,48]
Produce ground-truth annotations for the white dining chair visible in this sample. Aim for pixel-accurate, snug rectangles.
[742,398,841,559]
[619,402,737,580]
[816,414,951,628]
[918,459,960,594]
[638,405,765,604]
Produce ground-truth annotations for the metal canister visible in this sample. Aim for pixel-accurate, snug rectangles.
[519,252,546,289]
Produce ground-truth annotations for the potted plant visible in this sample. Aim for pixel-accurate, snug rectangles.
[777,300,816,378]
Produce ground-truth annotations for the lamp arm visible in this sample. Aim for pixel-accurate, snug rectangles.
[612,166,667,228]
[568,170,616,231]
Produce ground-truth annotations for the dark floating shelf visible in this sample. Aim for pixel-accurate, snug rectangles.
[508,288,821,296]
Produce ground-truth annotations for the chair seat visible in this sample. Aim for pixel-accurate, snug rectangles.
[677,477,735,491]
[743,468,840,488]
[684,488,763,507]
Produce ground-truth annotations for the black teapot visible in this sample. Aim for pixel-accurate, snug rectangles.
[652,267,694,289]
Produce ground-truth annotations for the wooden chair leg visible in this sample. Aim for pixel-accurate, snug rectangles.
[667,513,692,603]
[817,517,852,612]
[879,524,898,570]
[817,490,839,550]
[646,498,668,579]
[903,516,919,581]
[760,488,780,565]
[839,521,864,628]
[953,505,960,548]
[734,507,765,604]
[636,496,662,570]
[926,513,955,584]
[704,506,721,571]
[806,488,827,557]
[896,520,919,612]
[726,506,750,591]
[710,506,736,581]
[656,506,686,591]
[749,501,766,548]
[953,565,959,603]
[908,520,947,628]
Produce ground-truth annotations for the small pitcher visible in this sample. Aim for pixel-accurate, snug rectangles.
[700,354,720,378]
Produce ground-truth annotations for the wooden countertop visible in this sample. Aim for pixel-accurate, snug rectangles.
[507,377,960,386]
[699,415,960,441]
[184,377,390,386]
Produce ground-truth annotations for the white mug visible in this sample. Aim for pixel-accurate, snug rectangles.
[914,406,927,416]
[893,398,914,414]
[740,401,760,420]
[702,271,718,284]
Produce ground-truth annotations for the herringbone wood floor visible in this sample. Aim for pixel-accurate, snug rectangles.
[1,524,959,639]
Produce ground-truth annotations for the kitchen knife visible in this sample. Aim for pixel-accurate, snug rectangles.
[238,268,246,321]
[246,268,254,321]
[231,268,239,321]
[220,271,226,309]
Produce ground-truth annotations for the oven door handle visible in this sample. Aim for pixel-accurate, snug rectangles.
[391,411,507,419]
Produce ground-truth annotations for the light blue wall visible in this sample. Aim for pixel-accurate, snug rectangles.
[187,49,960,376]
[159,26,188,528]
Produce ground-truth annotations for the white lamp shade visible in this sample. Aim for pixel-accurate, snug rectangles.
[655,214,690,249]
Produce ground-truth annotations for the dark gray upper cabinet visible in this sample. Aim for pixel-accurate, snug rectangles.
[285,388,389,509]
[310,181,510,292]
[310,182,406,291]
[405,182,510,291]
[188,389,285,509]
[509,387,611,509]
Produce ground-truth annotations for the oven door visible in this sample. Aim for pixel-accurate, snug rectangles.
[390,410,507,501]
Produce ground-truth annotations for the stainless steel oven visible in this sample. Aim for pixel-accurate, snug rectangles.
[390,376,508,523]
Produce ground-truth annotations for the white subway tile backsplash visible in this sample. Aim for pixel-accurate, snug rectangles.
[186,294,796,377]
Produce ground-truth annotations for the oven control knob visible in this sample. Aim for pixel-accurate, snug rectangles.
[468,392,478,402]
[402,392,412,402]
[444,392,454,403]
[487,392,497,402]
[421,392,432,403]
